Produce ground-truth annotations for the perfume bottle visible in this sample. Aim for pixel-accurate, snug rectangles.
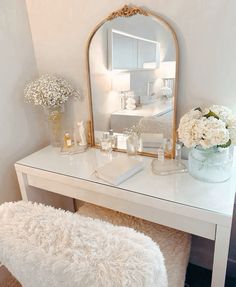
[157,138,166,161]
[64,132,72,148]
[126,131,140,156]
[100,132,112,152]
[108,129,117,149]
[120,92,126,110]
[175,141,183,165]
[157,148,165,161]
[165,139,173,154]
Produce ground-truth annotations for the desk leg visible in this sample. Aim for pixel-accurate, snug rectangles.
[211,225,231,287]
[16,171,29,201]
[73,199,78,212]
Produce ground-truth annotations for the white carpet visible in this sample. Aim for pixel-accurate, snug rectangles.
[0,201,167,287]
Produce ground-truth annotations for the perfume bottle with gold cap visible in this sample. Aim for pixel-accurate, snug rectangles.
[64,132,72,148]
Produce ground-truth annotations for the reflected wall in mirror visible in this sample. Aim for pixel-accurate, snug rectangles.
[87,5,178,157]
[109,29,160,70]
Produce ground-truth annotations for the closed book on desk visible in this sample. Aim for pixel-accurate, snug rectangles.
[95,157,143,185]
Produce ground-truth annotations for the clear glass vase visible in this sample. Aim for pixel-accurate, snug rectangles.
[188,146,233,183]
[44,106,64,147]
[126,132,140,156]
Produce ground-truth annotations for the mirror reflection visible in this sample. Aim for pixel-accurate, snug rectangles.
[89,12,177,156]
[109,29,160,70]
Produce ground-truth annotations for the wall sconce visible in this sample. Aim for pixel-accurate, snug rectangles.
[112,73,130,110]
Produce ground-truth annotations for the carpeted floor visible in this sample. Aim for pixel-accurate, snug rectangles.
[1,264,235,287]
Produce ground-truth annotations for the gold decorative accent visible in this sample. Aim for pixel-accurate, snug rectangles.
[86,120,93,146]
[107,5,148,21]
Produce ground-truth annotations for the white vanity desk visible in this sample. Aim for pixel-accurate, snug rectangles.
[15,146,236,287]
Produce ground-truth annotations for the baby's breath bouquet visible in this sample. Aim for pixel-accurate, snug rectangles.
[24,74,79,108]
[24,75,80,147]
[178,105,236,182]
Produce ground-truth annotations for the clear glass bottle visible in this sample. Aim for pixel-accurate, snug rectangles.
[157,148,165,161]
[175,141,182,165]
[126,132,139,156]
[108,129,117,149]
[100,132,112,153]
[157,138,166,161]
[165,139,173,155]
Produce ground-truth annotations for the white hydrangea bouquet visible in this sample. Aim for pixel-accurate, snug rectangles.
[24,74,79,108]
[178,105,236,182]
[178,105,236,149]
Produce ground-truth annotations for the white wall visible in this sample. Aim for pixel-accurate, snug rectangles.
[25,0,236,275]
[0,0,74,212]
[0,0,48,204]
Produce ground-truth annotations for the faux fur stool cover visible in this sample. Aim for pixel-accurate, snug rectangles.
[78,203,191,287]
[0,201,167,287]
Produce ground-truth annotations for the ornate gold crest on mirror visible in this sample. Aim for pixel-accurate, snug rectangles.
[86,5,179,158]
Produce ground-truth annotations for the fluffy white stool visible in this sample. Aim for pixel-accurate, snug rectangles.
[78,203,191,287]
[0,201,167,287]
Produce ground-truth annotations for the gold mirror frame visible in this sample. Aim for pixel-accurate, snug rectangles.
[86,4,179,158]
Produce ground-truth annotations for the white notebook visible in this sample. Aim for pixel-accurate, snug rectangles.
[95,157,144,185]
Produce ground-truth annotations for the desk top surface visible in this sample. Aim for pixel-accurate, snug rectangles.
[16,146,236,217]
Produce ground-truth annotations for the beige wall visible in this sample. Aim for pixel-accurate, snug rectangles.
[0,0,48,204]
[25,0,236,274]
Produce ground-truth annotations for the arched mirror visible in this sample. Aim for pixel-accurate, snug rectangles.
[86,5,178,157]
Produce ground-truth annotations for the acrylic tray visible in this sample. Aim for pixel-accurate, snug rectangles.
[151,159,188,175]
[60,144,87,155]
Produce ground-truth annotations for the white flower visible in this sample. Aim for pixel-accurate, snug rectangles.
[24,74,80,108]
[178,108,204,148]
[180,108,202,123]
[178,105,235,149]
[200,117,229,149]
[207,105,232,123]
[227,115,236,144]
